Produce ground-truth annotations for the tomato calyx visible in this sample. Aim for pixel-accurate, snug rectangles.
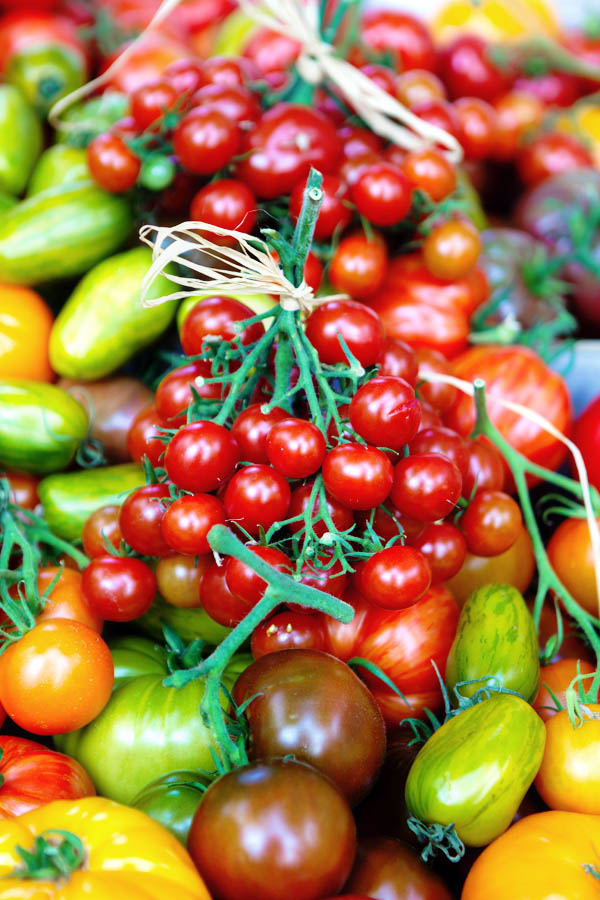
[406,817,465,864]
[11,829,86,883]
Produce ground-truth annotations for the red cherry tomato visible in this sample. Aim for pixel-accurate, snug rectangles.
[455,97,498,160]
[155,360,224,428]
[161,493,226,555]
[225,545,291,606]
[81,556,156,622]
[87,134,140,193]
[173,108,240,175]
[440,35,508,102]
[164,421,240,493]
[305,299,384,367]
[224,465,291,536]
[358,545,431,609]
[266,418,326,480]
[288,482,354,538]
[349,376,421,449]
[181,296,265,354]
[119,483,171,557]
[126,404,165,468]
[572,394,600,491]
[131,78,178,130]
[251,611,325,658]
[361,9,436,72]
[322,443,393,510]
[463,437,506,496]
[391,453,462,522]
[401,148,457,201]
[82,505,122,559]
[191,83,261,127]
[190,179,257,241]
[460,489,523,556]
[518,132,594,187]
[352,164,413,227]
[231,404,289,464]
[376,338,418,385]
[408,425,469,477]
[200,560,249,627]
[329,234,388,299]
[411,521,467,583]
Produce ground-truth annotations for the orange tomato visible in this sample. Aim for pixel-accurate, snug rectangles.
[446,524,535,606]
[36,567,103,632]
[462,810,600,899]
[534,658,596,721]
[547,517,600,618]
[0,620,113,735]
[0,285,53,381]
[535,705,600,814]
[2,470,39,508]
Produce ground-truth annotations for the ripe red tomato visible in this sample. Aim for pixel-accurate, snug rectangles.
[288,482,354,538]
[440,35,508,102]
[411,521,467,583]
[87,134,140,193]
[236,104,341,199]
[329,235,388,300]
[102,33,189,94]
[200,560,248,627]
[422,219,482,281]
[191,83,260,127]
[447,345,573,479]
[358,545,431,609]
[131,78,178,130]
[231,404,289,464]
[401,148,457,201]
[513,71,581,108]
[225,544,291,607]
[81,556,156,622]
[251,611,325,657]
[345,836,453,900]
[265,418,326,480]
[518,132,594,187]
[455,97,498,160]
[460,489,522,556]
[0,736,95,817]
[82,505,122,559]
[224,464,291,536]
[242,27,300,75]
[396,69,446,106]
[155,360,224,427]
[349,376,421,449]
[190,178,257,240]
[173,107,240,175]
[162,493,227,555]
[305,299,384,366]
[165,421,240,493]
[361,10,436,72]
[322,443,393,510]
[572,394,600,491]
[377,338,418,385]
[391,453,462,522]
[408,425,469,477]
[493,90,544,162]
[180,296,265,354]
[127,404,165,467]
[462,437,506,496]
[352,164,413,227]
[119,483,171,557]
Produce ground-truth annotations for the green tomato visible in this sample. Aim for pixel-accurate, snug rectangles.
[138,593,232,648]
[445,583,540,702]
[139,155,176,191]
[131,771,209,844]
[0,85,42,195]
[5,44,86,116]
[405,693,545,847]
[110,635,169,691]
[27,145,89,196]
[58,92,131,148]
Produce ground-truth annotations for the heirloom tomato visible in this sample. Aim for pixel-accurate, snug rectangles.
[0,286,53,381]
[132,771,208,845]
[534,658,596,722]
[547,517,600,617]
[345,836,453,900]
[447,524,535,605]
[573,394,600,491]
[535,705,600,813]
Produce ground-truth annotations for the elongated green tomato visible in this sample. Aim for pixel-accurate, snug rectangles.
[56,92,130,147]
[445,583,540,702]
[38,463,145,541]
[0,181,133,285]
[131,771,209,844]
[0,379,88,474]
[177,290,277,333]
[405,693,545,846]
[55,671,229,804]
[50,247,178,380]
[0,84,42,194]
[138,593,232,648]
[27,145,89,196]
[5,44,86,116]
[0,192,17,215]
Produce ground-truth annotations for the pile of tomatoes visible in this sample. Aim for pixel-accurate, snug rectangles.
[2,0,600,898]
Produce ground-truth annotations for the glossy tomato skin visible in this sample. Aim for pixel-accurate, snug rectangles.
[349,376,421,449]
[361,9,436,72]
[180,296,265,353]
[224,464,291,536]
[82,504,122,559]
[345,836,453,900]
[440,35,507,102]
[36,566,102,632]
[535,705,600,814]
[447,345,572,480]
[462,811,600,900]
[119,483,170,557]
[306,299,385,367]
[547,517,600,617]
[405,693,546,846]
[251,611,325,657]
[447,524,535,606]
[573,394,600,491]
[231,403,288,464]
[165,421,240,493]
[0,736,95,817]
[534,658,596,722]
[187,759,357,900]
[410,521,466,583]
[82,555,156,622]
[234,650,385,805]
[391,453,462,522]
[322,443,393,510]
[329,234,388,299]
[358,546,431,610]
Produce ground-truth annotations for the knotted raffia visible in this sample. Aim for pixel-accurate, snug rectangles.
[139,221,344,312]
[49,0,462,161]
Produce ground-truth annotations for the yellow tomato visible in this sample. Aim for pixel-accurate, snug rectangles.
[535,705,600,814]
[555,103,600,168]
[433,0,558,44]
[446,524,535,606]
[0,797,211,899]
[0,285,53,381]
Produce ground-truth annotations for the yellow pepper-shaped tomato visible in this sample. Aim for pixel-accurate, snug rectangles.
[433,0,558,43]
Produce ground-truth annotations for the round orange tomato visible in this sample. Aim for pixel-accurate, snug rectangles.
[446,524,535,606]
[36,567,103,632]
[0,285,53,380]
[534,658,596,722]
[547,517,600,618]
[0,620,113,735]
[2,470,39,508]
[462,811,600,899]
[535,705,600,814]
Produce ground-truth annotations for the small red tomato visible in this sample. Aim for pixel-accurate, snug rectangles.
[131,78,178,130]
[401,148,457,201]
[127,404,165,468]
[305,299,384,367]
[411,521,467,583]
[350,376,421,449]
[119,483,171,557]
[224,464,291,536]
[190,179,257,241]
[251,611,325,658]
[518,132,594,187]
[329,234,388,299]
[376,338,418,385]
[358,545,431,609]
[82,556,156,622]
[440,35,507,102]
[200,560,249,627]
[460,489,522,556]
[155,360,224,428]
[455,97,498,160]
[352,164,413,227]
[87,133,140,193]
[422,219,482,281]
[231,404,289,464]
[164,421,240,493]
[173,108,240,175]
[391,452,462,522]
[225,544,291,606]
[162,493,226,555]
[82,505,122,559]
[266,418,326,480]
[408,425,469,477]
[322,443,393,510]
[288,482,354,538]
[181,296,265,355]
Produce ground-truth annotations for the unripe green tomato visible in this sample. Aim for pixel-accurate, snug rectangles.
[139,155,176,191]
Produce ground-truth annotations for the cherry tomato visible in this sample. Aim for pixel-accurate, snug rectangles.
[513,71,580,108]
[350,376,421,449]
[423,219,482,280]
[242,28,300,75]
[102,33,188,95]
[87,133,140,193]
[352,164,413,227]
[187,759,356,900]
[455,97,498,160]
[126,404,165,467]
[155,553,211,609]
[200,55,258,87]
[396,69,446,106]
[119,483,171,557]
[3,471,39,510]
[493,90,544,161]
[339,124,383,159]
[288,482,354,538]
[224,464,291,536]
[162,493,226,555]
[440,35,508,102]
[447,524,535,606]
[340,150,383,186]
[265,418,326,479]
[408,425,469,477]
[305,299,384,366]
[411,521,467,583]
[36,567,101,632]
[190,179,257,241]
[82,505,122,558]
[131,78,178,130]
[82,555,156,622]
[460,489,522,556]
[415,348,458,414]
[164,57,205,94]
[155,360,224,428]
[322,443,393,510]
[180,296,265,354]
[0,286,53,381]
[360,62,397,95]
[329,234,388,299]
[236,103,341,199]
[251,611,325,658]
[376,338,418,385]
[225,544,291,607]
[401,148,457,201]
[518,132,594,187]
[534,658,596,723]
[361,10,436,72]
[573,394,600,491]
[547,517,600,618]
[200,560,248,627]
[298,555,348,599]
[391,452,462,522]
[173,108,240,175]
[164,421,240,493]
[411,98,460,141]
[235,649,385,805]
[230,403,289,464]
[463,437,506,496]
[0,620,113,735]
[358,545,431,609]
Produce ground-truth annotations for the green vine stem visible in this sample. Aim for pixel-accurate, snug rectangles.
[469,380,600,662]
[0,479,89,650]
[164,525,354,769]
